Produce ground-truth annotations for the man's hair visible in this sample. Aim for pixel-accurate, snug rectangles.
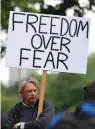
[83,81,95,101]
[18,77,40,95]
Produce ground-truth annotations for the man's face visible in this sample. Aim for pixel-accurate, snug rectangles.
[21,82,38,105]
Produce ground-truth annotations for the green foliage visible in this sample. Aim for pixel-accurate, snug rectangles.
[1,83,20,114]
[45,73,84,112]
[86,53,95,80]
[1,92,19,114]
[45,54,95,112]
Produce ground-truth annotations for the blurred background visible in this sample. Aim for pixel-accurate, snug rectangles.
[0,0,95,115]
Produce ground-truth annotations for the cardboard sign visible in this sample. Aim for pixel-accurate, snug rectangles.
[6,11,90,74]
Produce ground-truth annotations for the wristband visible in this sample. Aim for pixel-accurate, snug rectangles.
[20,122,25,129]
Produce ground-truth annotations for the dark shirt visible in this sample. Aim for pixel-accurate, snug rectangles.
[1,115,10,129]
[7,100,55,129]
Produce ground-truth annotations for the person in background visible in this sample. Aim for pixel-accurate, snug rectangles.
[6,77,55,129]
[48,81,95,129]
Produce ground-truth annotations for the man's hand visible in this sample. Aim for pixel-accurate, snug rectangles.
[13,123,20,129]
[13,122,25,129]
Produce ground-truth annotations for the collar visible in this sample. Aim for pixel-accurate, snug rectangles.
[22,99,38,108]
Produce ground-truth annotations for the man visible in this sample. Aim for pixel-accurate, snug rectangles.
[6,77,55,129]
[49,81,95,129]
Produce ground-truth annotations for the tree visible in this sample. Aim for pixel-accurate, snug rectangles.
[45,72,84,112]
[1,83,19,114]
[41,0,95,16]
[1,0,44,30]
[2,0,95,31]
[45,54,95,112]
[1,0,44,57]
[86,53,95,80]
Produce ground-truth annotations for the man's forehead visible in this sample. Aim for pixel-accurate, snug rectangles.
[24,83,37,90]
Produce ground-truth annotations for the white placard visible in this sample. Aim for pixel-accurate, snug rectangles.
[6,11,90,74]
